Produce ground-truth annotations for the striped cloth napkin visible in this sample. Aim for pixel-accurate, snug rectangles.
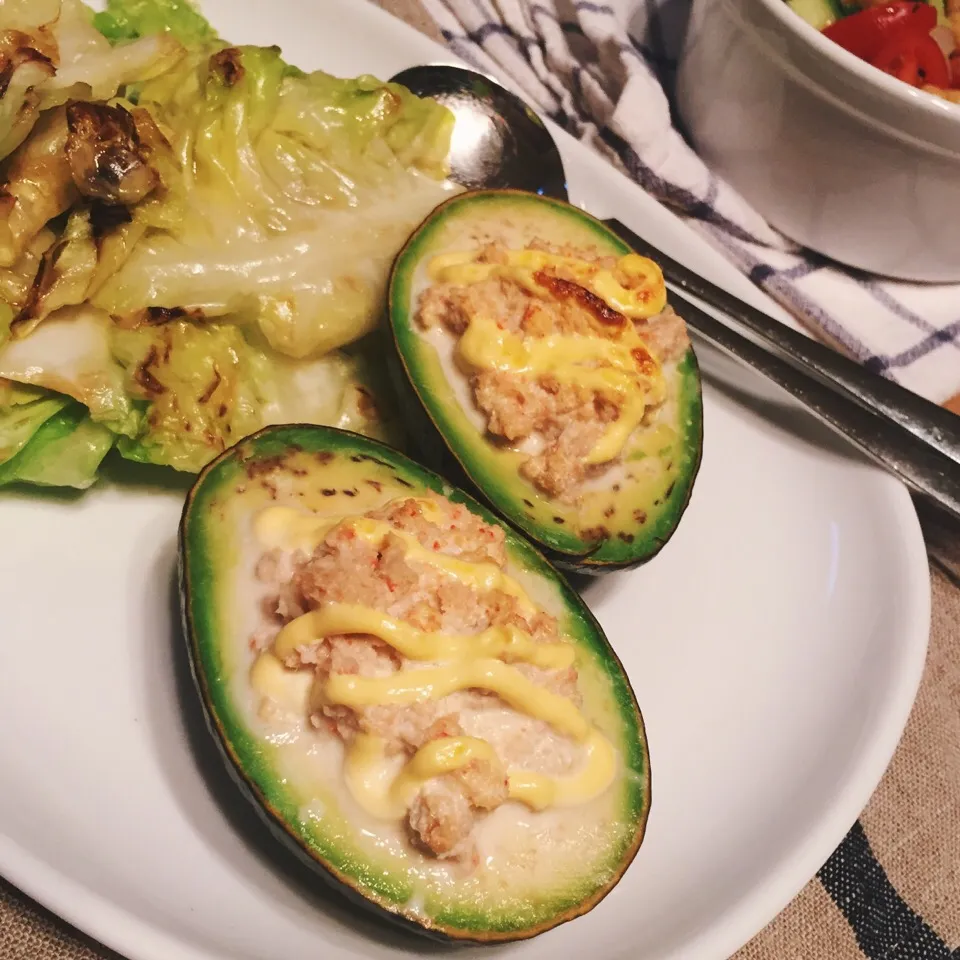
[420,0,960,405]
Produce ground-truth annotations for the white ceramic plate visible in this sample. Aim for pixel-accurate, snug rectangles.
[0,3,931,960]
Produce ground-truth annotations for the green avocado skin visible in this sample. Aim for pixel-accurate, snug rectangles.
[388,188,704,575]
[178,423,651,943]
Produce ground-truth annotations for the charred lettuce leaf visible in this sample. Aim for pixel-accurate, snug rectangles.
[0,0,185,163]
[0,399,114,488]
[0,0,455,488]
[0,8,59,160]
[0,379,70,465]
[0,303,12,347]
[91,43,455,359]
[0,304,139,435]
[93,0,218,47]
[111,316,401,473]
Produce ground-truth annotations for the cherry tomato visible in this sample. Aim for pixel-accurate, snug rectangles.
[870,30,950,88]
[822,3,938,61]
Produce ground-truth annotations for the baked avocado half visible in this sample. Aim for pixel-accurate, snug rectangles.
[388,189,703,573]
[178,424,650,942]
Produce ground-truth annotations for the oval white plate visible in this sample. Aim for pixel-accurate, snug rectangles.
[0,3,930,960]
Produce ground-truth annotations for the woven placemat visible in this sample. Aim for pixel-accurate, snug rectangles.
[2,2,959,958]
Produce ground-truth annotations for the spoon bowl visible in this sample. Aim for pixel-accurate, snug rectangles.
[390,65,568,200]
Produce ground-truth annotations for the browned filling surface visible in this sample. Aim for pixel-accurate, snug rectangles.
[416,241,689,501]
[252,495,583,867]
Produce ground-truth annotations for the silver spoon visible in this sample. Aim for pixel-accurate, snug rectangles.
[390,64,960,521]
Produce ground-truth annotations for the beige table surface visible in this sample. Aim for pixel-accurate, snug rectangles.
[3,2,959,957]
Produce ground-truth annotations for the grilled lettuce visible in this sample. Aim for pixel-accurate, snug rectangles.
[0,0,454,489]
[0,401,115,489]
[0,380,70,466]
[92,44,454,358]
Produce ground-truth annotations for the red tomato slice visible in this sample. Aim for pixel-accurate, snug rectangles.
[871,30,950,88]
[822,3,938,62]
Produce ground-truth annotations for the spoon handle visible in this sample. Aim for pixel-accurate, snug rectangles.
[603,219,960,466]
[669,289,960,520]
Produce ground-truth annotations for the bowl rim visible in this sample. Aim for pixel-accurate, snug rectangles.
[751,0,960,127]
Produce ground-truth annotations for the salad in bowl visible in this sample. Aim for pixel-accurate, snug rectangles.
[787,0,960,101]
[678,0,960,281]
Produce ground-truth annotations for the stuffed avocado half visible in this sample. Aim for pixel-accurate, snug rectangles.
[388,189,703,572]
[179,424,650,942]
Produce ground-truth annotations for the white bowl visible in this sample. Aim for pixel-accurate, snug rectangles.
[676,0,960,282]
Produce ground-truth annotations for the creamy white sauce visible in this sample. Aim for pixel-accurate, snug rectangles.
[220,468,633,909]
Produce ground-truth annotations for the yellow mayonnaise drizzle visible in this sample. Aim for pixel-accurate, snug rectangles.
[250,499,618,822]
[427,248,668,466]
[342,731,617,819]
[457,316,656,465]
[505,730,617,811]
[323,660,589,741]
[255,503,536,615]
[249,651,314,715]
[428,248,667,320]
[275,604,575,671]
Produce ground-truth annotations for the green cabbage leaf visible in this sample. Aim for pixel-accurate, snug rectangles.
[110,317,400,473]
[0,0,185,163]
[0,0,454,489]
[0,305,140,436]
[0,380,71,466]
[93,0,219,46]
[92,43,455,359]
[0,400,115,489]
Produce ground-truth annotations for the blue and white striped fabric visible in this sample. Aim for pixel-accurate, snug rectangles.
[419,0,960,404]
